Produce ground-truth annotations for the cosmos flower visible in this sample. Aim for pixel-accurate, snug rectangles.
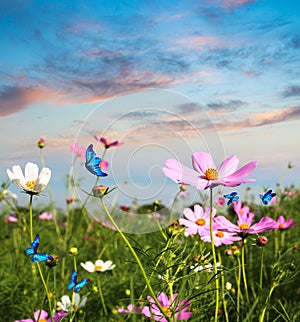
[179,204,216,236]
[273,216,297,230]
[163,152,256,190]
[14,309,67,322]
[216,197,225,207]
[57,294,87,312]
[142,292,192,321]
[233,201,251,216]
[7,162,51,195]
[70,144,86,159]
[201,230,242,247]
[7,215,18,223]
[39,211,53,220]
[94,136,123,149]
[80,259,116,273]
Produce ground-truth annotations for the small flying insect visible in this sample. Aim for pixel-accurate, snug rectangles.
[26,234,53,263]
[68,270,90,293]
[85,144,108,177]
[259,189,276,205]
[223,192,239,205]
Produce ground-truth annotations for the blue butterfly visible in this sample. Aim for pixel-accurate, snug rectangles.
[68,270,90,293]
[260,189,276,205]
[223,192,239,205]
[26,234,53,263]
[85,144,108,177]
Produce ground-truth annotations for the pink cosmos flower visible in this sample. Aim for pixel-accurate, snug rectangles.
[142,292,192,321]
[7,215,18,223]
[70,144,86,159]
[233,201,250,216]
[201,230,242,247]
[163,152,256,190]
[94,136,123,149]
[14,309,67,322]
[117,304,143,314]
[216,197,225,207]
[39,212,53,220]
[214,214,275,237]
[273,216,297,230]
[179,204,216,236]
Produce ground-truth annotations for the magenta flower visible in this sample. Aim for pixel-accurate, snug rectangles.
[117,304,143,314]
[70,144,86,159]
[201,230,242,247]
[233,201,250,216]
[7,215,18,223]
[142,292,192,321]
[216,197,225,207]
[163,152,256,190]
[179,204,216,236]
[39,212,53,220]
[214,214,275,237]
[94,136,123,149]
[273,216,297,230]
[14,310,67,322]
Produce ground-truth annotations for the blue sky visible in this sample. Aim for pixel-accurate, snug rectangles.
[1,0,300,210]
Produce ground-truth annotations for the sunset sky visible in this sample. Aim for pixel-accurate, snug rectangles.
[1,0,300,210]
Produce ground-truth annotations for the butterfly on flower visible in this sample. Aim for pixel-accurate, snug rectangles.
[223,192,239,205]
[26,234,53,263]
[68,270,90,293]
[85,144,108,177]
[260,189,276,205]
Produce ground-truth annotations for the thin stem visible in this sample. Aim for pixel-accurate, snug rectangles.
[241,239,250,304]
[236,257,241,322]
[97,274,108,316]
[209,187,219,321]
[259,247,264,289]
[259,284,277,322]
[101,198,171,322]
[36,262,53,322]
[29,194,34,242]
[218,251,229,322]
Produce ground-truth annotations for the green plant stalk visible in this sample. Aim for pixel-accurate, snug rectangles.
[101,197,171,322]
[218,251,229,322]
[241,239,250,304]
[209,187,219,322]
[259,284,277,322]
[36,262,54,322]
[97,274,108,316]
[29,194,34,242]
[259,247,264,289]
[236,256,241,322]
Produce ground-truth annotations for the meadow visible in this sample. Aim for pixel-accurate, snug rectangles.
[1,139,299,322]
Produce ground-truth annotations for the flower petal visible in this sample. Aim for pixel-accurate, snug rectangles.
[80,261,95,272]
[192,152,215,174]
[34,310,48,321]
[224,161,257,181]
[25,162,39,181]
[38,167,51,186]
[217,155,239,177]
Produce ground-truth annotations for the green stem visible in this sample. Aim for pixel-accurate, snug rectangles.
[259,247,264,289]
[36,262,53,322]
[236,257,241,322]
[29,194,34,242]
[259,284,277,322]
[241,239,250,304]
[209,187,219,321]
[100,198,171,322]
[218,252,229,322]
[97,274,108,315]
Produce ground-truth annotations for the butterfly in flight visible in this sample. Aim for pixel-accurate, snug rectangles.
[68,270,90,293]
[85,144,108,177]
[223,192,239,205]
[259,189,276,205]
[26,234,53,263]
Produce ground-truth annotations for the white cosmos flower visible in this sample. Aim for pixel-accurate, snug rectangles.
[80,259,116,273]
[7,162,51,194]
[57,293,87,312]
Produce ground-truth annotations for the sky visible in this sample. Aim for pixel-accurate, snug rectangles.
[1,0,300,214]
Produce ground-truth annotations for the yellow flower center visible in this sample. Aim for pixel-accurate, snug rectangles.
[38,319,47,322]
[77,151,82,157]
[204,168,219,180]
[239,209,243,214]
[279,223,285,229]
[216,231,224,238]
[239,223,249,229]
[26,180,37,190]
[196,219,206,226]
[72,304,78,311]
[162,306,172,316]
[95,265,103,271]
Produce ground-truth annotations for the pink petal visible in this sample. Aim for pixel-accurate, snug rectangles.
[192,152,215,174]
[224,161,257,181]
[34,310,48,321]
[217,155,240,177]
[183,207,200,221]
[157,292,171,307]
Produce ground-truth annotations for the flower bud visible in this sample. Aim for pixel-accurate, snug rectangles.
[38,138,46,149]
[256,236,268,247]
[69,246,78,255]
[125,289,130,296]
[225,249,233,257]
[46,255,59,268]
[93,185,109,197]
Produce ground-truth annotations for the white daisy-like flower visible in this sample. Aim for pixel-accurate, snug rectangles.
[7,162,51,195]
[2,189,18,200]
[80,259,116,273]
[57,293,87,312]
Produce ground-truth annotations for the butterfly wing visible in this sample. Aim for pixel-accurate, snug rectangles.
[232,196,239,202]
[31,253,53,263]
[74,278,90,293]
[85,144,108,177]
[68,270,77,291]
[26,234,40,256]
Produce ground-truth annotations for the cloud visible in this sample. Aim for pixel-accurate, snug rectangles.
[282,85,300,98]
[0,85,61,117]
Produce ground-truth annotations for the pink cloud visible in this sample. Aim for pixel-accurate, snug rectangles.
[176,35,231,51]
